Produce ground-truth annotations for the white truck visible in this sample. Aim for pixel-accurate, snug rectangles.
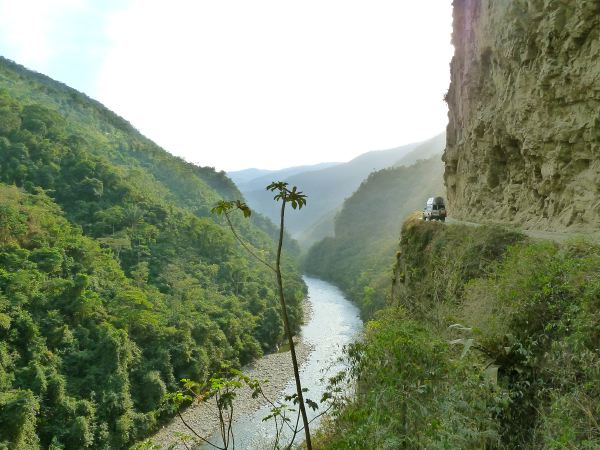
[422,197,446,221]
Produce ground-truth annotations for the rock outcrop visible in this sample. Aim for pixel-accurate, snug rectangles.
[445,0,600,231]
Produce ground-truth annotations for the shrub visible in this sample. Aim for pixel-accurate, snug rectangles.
[318,222,599,449]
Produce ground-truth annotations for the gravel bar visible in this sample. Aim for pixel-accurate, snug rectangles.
[150,300,315,449]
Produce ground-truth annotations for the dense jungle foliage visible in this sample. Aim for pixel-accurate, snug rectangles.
[317,218,600,449]
[304,156,443,318]
[0,57,305,449]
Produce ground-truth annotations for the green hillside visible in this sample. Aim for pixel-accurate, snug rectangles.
[0,57,305,449]
[291,134,446,249]
[304,155,443,317]
[393,132,445,168]
[317,219,600,449]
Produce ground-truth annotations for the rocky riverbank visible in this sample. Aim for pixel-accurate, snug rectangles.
[149,301,315,449]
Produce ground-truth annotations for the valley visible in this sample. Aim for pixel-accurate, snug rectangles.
[0,57,307,449]
[198,277,361,450]
[1,1,599,449]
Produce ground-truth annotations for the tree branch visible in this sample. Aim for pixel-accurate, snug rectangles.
[177,410,223,450]
[224,211,276,272]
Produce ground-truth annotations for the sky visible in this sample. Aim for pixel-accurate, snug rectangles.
[0,0,453,171]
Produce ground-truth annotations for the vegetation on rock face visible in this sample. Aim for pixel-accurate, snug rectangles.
[0,58,305,449]
[304,156,443,318]
[317,219,600,449]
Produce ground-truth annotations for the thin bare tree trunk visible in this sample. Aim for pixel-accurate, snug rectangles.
[276,200,312,450]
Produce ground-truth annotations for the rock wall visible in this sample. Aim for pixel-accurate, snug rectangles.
[444,0,600,231]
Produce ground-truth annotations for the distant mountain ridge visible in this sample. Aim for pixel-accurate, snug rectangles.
[394,132,445,167]
[237,141,420,240]
[235,134,445,247]
[229,161,341,191]
[228,168,274,184]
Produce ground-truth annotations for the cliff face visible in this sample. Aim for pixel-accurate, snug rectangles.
[445,0,600,231]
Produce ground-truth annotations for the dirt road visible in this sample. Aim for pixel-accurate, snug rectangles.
[445,217,600,243]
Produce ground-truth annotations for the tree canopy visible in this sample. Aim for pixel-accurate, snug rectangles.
[0,57,305,449]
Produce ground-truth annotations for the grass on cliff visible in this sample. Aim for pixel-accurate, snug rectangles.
[316,219,600,449]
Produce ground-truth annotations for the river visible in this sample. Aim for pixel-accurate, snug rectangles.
[152,276,363,449]
[202,276,363,449]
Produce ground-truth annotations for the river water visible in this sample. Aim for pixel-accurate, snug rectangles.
[201,276,363,449]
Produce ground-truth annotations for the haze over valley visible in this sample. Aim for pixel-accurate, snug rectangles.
[230,133,445,246]
[0,1,599,449]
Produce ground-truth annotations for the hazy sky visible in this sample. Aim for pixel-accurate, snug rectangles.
[0,0,453,171]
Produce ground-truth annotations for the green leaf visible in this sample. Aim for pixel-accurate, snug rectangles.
[235,200,252,217]
[305,398,319,411]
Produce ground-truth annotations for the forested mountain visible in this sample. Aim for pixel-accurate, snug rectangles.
[237,141,422,241]
[229,162,341,191]
[393,132,445,167]
[304,154,444,317]
[227,168,274,185]
[296,208,339,250]
[295,133,446,248]
[0,57,305,449]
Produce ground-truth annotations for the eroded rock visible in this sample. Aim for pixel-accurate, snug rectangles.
[445,0,600,231]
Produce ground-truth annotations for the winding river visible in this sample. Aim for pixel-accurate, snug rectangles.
[198,276,363,449]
